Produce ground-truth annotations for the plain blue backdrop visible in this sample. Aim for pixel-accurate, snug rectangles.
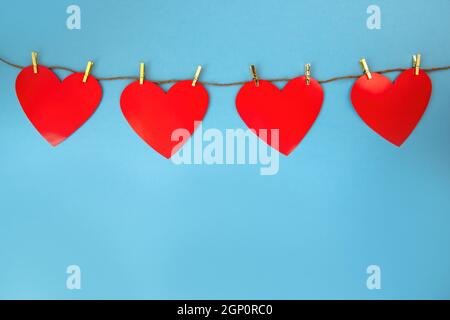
[0,0,449,299]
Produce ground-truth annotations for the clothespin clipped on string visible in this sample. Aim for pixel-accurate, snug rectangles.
[250,64,259,87]
[305,63,311,85]
[31,51,38,74]
[412,53,421,76]
[139,62,145,85]
[359,58,372,80]
[192,65,202,86]
[82,61,94,83]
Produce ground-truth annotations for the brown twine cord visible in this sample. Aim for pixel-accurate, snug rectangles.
[1,56,449,86]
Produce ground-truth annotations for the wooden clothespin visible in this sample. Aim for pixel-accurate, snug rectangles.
[359,58,372,80]
[250,64,259,87]
[82,61,94,83]
[305,63,311,85]
[413,53,421,76]
[192,65,202,87]
[31,51,38,74]
[139,62,145,85]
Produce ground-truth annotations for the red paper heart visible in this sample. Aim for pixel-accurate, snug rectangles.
[15,66,102,146]
[120,80,209,158]
[351,68,432,146]
[235,77,324,155]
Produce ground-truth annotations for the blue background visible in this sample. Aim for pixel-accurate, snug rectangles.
[0,0,449,299]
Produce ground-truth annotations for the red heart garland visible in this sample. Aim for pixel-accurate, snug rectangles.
[15,66,102,146]
[235,76,324,155]
[351,68,432,146]
[120,80,209,158]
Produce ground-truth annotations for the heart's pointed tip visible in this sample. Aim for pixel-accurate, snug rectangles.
[385,136,407,147]
[279,145,299,156]
[47,139,63,147]
[383,138,404,147]
[157,150,173,159]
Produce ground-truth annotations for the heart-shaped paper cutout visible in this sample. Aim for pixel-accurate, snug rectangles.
[120,80,209,158]
[351,68,432,146]
[15,65,102,146]
[235,77,324,155]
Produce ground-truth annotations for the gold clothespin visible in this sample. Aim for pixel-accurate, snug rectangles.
[305,63,311,85]
[412,53,421,76]
[31,51,38,74]
[359,58,372,80]
[192,65,202,87]
[139,62,145,85]
[82,61,94,83]
[250,64,259,87]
